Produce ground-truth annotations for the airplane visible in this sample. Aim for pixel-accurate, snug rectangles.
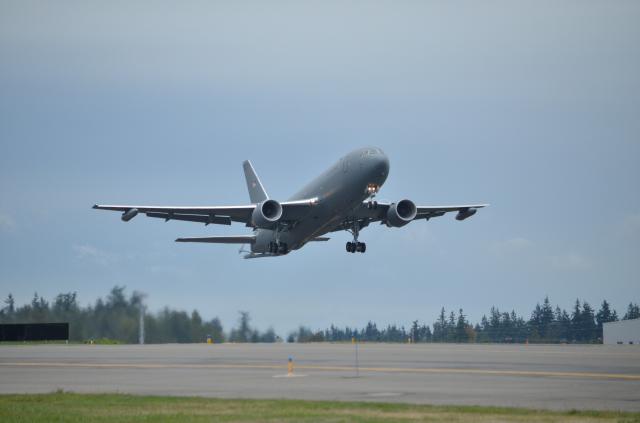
[93,147,487,258]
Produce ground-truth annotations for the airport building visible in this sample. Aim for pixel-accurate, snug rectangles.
[603,318,640,345]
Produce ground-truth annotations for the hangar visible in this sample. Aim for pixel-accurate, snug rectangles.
[603,318,640,345]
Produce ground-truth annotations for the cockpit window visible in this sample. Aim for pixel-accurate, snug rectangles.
[361,148,382,157]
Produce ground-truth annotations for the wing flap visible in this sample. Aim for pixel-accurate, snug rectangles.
[416,204,489,214]
[175,235,256,244]
[93,204,254,223]
[145,212,232,225]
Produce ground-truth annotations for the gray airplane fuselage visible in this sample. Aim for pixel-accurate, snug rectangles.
[252,147,390,253]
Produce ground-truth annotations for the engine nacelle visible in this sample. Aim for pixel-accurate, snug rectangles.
[455,208,477,221]
[386,199,417,227]
[251,199,283,228]
[121,208,139,222]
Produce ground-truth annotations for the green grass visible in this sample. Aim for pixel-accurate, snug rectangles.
[1,393,639,422]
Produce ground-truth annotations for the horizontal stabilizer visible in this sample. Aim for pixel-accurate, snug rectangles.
[175,235,256,244]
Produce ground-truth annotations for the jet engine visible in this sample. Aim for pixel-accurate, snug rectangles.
[455,208,477,221]
[251,199,283,228]
[386,199,417,227]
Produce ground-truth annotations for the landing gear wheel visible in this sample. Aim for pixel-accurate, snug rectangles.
[357,242,366,253]
[278,243,288,254]
[346,242,357,253]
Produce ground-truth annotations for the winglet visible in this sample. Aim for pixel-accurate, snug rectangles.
[242,160,268,204]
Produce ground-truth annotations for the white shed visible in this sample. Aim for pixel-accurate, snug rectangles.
[603,318,640,345]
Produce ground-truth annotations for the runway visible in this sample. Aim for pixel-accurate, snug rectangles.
[1,343,639,411]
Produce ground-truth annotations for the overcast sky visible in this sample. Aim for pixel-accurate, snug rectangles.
[1,0,639,335]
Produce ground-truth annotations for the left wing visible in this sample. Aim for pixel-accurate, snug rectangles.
[414,204,489,221]
[331,202,488,232]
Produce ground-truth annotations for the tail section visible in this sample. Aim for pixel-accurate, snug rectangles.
[243,160,268,204]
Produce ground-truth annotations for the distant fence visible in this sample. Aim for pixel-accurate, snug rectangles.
[0,323,69,342]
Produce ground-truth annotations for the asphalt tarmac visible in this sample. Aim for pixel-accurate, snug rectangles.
[1,343,639,411]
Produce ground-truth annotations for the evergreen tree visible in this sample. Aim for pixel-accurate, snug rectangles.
[478,315,489,342]
[410,320,419,343]
[489,307,501,342]
[433,308,447,342]
[540,296,554,340]
[455,309,468,342]
[580,302,597,343]
[623,303,640,320]
[596,300,617,340]
[571,299,582,342]
[229,311,252,342]
[447,311,456,342]
[3,294,15,316]
[423,324,432,342]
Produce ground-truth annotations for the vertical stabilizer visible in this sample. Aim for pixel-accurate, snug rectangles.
[243,160,268,203]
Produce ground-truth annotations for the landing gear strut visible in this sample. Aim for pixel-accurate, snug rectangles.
[268,223,289,255]
[345,220,366,254]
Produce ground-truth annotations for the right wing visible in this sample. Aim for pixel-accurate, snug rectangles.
[92,204,254,225]
[92,198,319,227]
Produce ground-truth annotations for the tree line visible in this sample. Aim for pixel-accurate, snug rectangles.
[0,286,275,344]
[1,287,638,344]
[290,297,639,344]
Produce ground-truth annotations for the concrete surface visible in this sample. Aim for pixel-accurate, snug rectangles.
[1,343,639,411]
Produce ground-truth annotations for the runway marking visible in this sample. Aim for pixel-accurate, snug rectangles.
[2,362,640,381]
[273,373,307,378]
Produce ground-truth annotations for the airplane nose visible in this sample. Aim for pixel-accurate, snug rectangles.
[375,154,390,177]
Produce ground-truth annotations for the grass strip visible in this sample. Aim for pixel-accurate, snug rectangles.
[0,392,639,422]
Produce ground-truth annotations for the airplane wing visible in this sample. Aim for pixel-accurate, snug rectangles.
[331,202,488,232]
[92,197,319,227]
[414,204,489,220]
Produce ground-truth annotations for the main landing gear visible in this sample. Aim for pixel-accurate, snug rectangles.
[346,241,366,253]
[345,219,366,253]
[268,241,288,254]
